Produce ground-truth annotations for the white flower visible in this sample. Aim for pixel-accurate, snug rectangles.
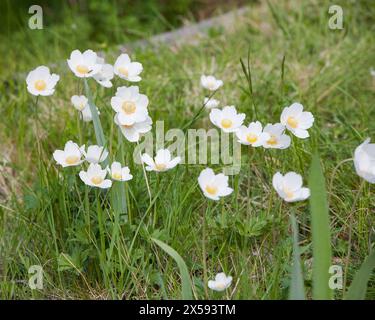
[200,75,223,91]
[67,49,102,78]
[84,145,108,164]
[71,95,88,111]
[115,114,152,142]
[354,138,375,183]
[280,103,314,139]
[111,86,149,125]
[93,57,114,88]
[272,172,310,202]
[204,97,220,109]
[198,168,233,201]
[370,68,375,77]
[108,162,133,181]
[79,163,112,189]
[263,123,291,149]
[236,121,270,147]
[53,141,85,167]
[208,273,232,292]
[114,53,143,82]
[141,149,181,172]
[209,106,245,133]
[26,66,60,96]
[80,104,100,122]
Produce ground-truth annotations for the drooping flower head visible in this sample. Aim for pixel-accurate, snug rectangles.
[93,57,114,88]
[26,66,60,96]
[200,75,223,91]
[280,103,314,139]
[141,149,181,172]
[208,273,232,292]
[108,162,133,181]
[115,114,152,142]
[71,95,88,111]
[209,106,246,133]
[262,123,291,149]
[114,53,143,82]
[272,171,310,202]
[79,163,112,189]
[236,121,270,147]
[198,168,233,201]
[354,138,375,183]
[204,97,220,109]
[53,141,85,167]
[67,49,102,78]
[84,145,108,164]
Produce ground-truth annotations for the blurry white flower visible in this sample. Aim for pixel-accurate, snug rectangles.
[141,149,181,172]
[198,168,233,201]
[26,66,60,96]
[53,141,85,167]
[280,103,314,139]
[84,145,108,164]
[354,138,375,183]
[204,97,220,109]
[115,114,152,142]
[108,162,133,181]
[272,172,310,202]
[370,68,375,77]
[93,57,114,88]
[111,86,149,125]
[236,121,270,147]
[200,75,223,91]
[80,104,100,122]
[67,49,102,78]
[208,273,232,291]
[71,95,88,111]
[263,123,291,149]
[209,106,245,133]
[79,163,112,189]
[114,53,143,82]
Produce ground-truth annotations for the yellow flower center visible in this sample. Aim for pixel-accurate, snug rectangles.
[65,155,79,165]
[34,80,46,91]
[76,65,89,75]
[112,172,122,180]
[155,163,166,171]
[122,101,136,114]
[287,116,298,129]
[283,188,294,200]
[118,67,129,77]
[205,185,218,196]
[267,135,278,146]
[221,119,232,129]
[216,282,226,290]
[91,176,103,185]
[121,124,134,129]
[208,81,216,89]
[246,133,258,144]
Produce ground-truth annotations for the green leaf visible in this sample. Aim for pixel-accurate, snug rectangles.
[151,238,193,300]
[345,250,375,300]
[309,154,333,299]
[289,214,306,300]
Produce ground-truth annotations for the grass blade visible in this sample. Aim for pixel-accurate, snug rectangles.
[289,214,306,300]
[345,250,375,300]
[151,238,193,300]
[309,154,333,299]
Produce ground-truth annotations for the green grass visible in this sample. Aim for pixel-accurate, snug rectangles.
[0,0,374,299]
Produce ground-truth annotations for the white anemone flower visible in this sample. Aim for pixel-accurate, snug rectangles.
[93,57,114,88]
[141,149,181,172]
[115,114,152,142]
[26,66,60,96]
[208,273,232,292]
[67,49,102,78]
[272,172,310,202]
[108,162,133,181]
[209,106,245,133]
[84,145,108,164]
[80,104,100,122]
[236,121,270,147]
[263,123,291,149]
[71,95,88,111]
[79,163,112,189]
[53,140,85,167]
[354,138,375,183]
[280,103,314,139]
[198,168,233,201]
[111,86,149,125]
[114,53,143,82]
[370,68,375,77]
[200,75,223,91]
[204,97,220,109]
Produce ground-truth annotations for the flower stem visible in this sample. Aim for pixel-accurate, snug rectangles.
[202,201,210,299]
